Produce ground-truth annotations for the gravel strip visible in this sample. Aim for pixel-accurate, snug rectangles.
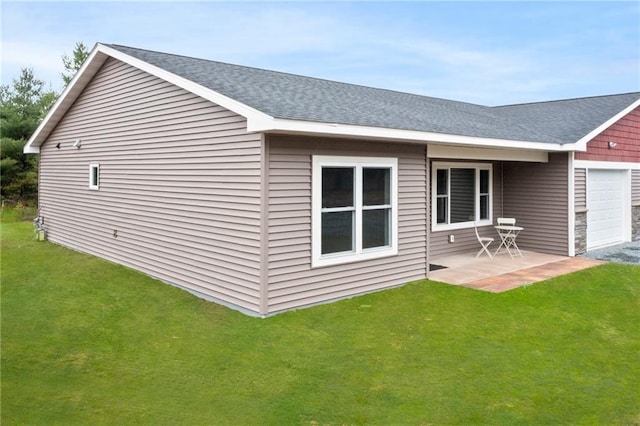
[581,241,640,265]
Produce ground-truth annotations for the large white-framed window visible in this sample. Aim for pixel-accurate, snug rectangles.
[432,162,492,231]
[312,155,398,268]
[89,163,100,190]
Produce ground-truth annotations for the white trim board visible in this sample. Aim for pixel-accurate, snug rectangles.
[427,145,549,162]
[574,160,640,170]
[253,117,572,152]
[567,152,575,257]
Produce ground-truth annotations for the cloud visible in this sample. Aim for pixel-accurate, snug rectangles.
[1,2,638,104]
[2,41,66,74]
[1,40,70,90]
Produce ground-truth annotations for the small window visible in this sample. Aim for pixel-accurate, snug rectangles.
[89,164,100,190]
[312,156,398,268]
[432,162,492,231]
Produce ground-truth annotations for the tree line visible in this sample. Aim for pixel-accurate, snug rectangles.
[1,42,90,205]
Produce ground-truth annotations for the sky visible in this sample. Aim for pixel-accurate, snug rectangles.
[1,1,639,106]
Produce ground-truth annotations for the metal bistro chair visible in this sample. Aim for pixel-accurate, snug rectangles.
[497,217,516,226]
[495,217,523,258]
[475,224,494,259]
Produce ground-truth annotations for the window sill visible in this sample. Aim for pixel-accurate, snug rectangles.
[432,220,492,232]
[312,247,398,268]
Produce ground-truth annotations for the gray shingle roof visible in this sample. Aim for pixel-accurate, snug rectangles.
[108,44,640,145]
[492,92,640,143]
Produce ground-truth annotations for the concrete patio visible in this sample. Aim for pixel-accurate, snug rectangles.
[428,250,605,293]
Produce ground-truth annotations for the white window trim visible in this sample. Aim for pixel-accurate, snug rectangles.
[89,163,100,190]
[312,155,398,268]
[431,162,493,232]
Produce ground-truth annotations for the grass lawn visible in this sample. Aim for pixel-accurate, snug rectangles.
[2,210,639,425]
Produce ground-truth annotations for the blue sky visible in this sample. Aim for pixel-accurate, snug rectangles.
[1,1,638,105]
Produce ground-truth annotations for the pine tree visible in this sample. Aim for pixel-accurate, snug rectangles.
[61,42,90,86]
[0,68,57,203]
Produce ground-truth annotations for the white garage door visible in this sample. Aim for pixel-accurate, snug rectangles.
[587,169,626,249]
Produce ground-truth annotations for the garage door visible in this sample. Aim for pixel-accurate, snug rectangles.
[587,169,626,249]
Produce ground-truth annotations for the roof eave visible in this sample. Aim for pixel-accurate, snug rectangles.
[23,45,111,153]
[25,42,621,155]
[573,97,640,149]
[24,43,273,154]
[249,117,574,152]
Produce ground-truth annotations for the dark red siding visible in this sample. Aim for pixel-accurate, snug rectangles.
[576,107,640,162]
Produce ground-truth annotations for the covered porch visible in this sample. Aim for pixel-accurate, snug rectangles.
[428,250,604,293]
[428,148,575,262]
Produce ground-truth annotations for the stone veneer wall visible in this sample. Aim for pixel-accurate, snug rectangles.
[633,206,640,241]
[577,207,639,252]
[575,211,588,255]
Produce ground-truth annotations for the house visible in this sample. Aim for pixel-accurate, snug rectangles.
[24,43,640,317]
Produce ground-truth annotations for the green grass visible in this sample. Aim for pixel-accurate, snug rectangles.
[2,210,640,425]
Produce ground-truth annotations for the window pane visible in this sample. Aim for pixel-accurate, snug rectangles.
[450,168,475,223]
[322,167,354,208]
[436,169,448,195]
[363,168,390,206]
[436,197,447,224]
[321,211,353,254]
[480,169,489,193]
[363,209,390,249]
[91,166,99,187]
[480,194,489,220]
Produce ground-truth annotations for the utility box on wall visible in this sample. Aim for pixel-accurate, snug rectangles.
[34,217,47,241]
[35,228,47,241]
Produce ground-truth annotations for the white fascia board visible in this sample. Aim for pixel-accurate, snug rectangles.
[574,98,640,150]
[574,160,640,170]
[24,45,110,153]
[248,117,572,152]
[567,152,575,257]
[24,43,273,154]
[427,145,548,162]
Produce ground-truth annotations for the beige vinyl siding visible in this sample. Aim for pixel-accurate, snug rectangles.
[430,227,486,257]
[633,170,640,205]
[502,153,569,256]
[429,161,502,258]
[267,135,427,314]
[38,58,263,313]
[575,168,587,209]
